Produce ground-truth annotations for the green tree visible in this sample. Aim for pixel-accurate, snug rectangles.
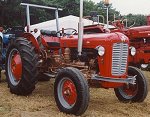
[125,14,146,27]
[0,0,147,27]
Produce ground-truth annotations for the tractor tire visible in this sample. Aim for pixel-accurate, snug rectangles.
[38,73,51,81]
[6,38,39,95]
[114,66,148,102]
[54,67,89,116]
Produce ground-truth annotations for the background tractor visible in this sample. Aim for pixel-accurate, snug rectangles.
[5,2,148,116]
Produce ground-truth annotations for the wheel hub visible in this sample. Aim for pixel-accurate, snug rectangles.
[62,80,77,105]
[123,84,138,96]
[63,89,71,96]
[11,53,22,81]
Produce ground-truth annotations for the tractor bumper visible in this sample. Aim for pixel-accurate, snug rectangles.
[91,74,136,85]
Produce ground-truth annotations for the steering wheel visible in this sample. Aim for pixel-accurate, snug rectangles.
[56,28,77,36]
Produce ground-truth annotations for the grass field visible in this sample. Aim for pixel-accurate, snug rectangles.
[0,71,149,117]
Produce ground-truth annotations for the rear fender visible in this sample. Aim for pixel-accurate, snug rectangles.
[41,36,48,49]
[22,33,40,52]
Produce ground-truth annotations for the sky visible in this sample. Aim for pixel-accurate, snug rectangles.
[92,0,150,15]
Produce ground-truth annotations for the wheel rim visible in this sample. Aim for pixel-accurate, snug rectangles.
[8,48,22,86]
[57,77,77,109]
[119,81,138,99]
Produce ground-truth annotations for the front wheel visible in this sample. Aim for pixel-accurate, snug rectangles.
[114,66,148,102]
[54,67,89,116]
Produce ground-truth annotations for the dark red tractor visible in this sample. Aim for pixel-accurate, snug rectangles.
[5,3,148,116]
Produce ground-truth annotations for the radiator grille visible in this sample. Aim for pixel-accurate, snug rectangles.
[112,43,128,76]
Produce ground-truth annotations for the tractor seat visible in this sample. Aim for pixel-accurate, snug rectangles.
[41,30,57,37]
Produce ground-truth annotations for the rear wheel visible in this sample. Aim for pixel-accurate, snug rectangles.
[54,67,89,116]
[6,38,39,95]
[114,66,148,102]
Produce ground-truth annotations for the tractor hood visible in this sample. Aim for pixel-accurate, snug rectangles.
[129,25,150,32]
[60,32,129,48]
[126,26,150,38]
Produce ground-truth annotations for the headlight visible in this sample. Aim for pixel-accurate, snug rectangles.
[130,46,136,56]
[96,46,105,56]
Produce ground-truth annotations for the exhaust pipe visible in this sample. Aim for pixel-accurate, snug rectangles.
[26,5,30,32]
[78,0,84,56]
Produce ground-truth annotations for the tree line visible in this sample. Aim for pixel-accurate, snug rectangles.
[0,0,147,28]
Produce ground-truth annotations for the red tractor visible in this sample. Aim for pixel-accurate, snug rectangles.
[5,3,148,116]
